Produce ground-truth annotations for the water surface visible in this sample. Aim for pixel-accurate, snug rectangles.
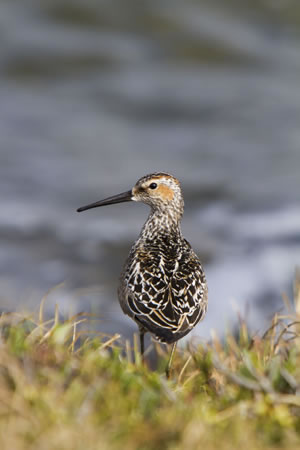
[0,0,300,339]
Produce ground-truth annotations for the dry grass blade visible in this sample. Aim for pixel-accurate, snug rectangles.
[177,355,192,385]
[38,282,65,325]
[54,303,59,326]
[274,321,300,351]
[294,267,300,316]
[100,334,121,350]
[125,339,132,364]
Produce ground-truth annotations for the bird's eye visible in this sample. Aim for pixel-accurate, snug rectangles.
[149,182,157,190]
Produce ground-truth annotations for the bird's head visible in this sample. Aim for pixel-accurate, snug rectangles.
[132,173,183,212]
[77,172,184,219]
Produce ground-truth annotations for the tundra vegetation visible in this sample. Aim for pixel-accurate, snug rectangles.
[0,272,300,450]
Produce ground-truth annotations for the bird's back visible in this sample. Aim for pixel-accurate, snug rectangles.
[119,234,207,344]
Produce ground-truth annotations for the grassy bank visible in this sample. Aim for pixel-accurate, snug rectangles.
[0,277,300,450]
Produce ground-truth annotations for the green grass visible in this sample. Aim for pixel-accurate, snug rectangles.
[0,273,300,450]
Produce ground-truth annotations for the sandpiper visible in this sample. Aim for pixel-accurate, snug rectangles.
[77,172,208,376]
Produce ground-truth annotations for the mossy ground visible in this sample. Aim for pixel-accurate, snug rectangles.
[0,273,300,450]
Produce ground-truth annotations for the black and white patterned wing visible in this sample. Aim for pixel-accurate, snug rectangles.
[170,245,208,330]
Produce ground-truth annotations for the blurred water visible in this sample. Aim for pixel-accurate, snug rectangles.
[0,0,300,338]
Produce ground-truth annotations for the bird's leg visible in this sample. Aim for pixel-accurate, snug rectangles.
[166,341,177,378]
[139,327,145,363]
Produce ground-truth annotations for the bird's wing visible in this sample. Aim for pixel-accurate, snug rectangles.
[169,248,208,329]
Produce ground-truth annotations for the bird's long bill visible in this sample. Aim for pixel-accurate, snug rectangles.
[77,190,133,213]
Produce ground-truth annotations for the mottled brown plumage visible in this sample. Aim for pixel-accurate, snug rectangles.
[77,172,208,376]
